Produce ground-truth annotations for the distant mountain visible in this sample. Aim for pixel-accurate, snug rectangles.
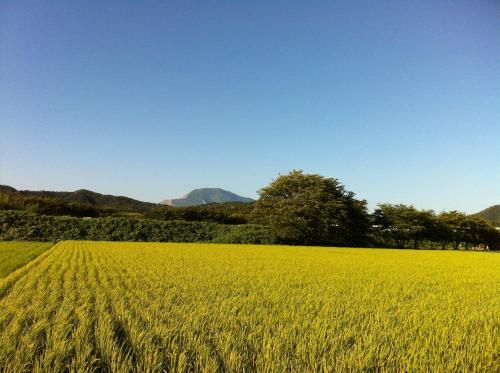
[473,205,500,226]
[0,185,156,213]
[162,188,254,207]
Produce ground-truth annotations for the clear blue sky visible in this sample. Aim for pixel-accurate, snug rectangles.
[1,1,498,213]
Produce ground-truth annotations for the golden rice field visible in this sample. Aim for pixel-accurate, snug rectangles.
[0,241,498,372]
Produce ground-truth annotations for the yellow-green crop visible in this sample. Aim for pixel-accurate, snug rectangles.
[0,241,498,372]
[0,241,53,278]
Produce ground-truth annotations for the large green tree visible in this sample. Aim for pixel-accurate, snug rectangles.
[438,211,467,250]
[429,214,454,249]
[252,170,369,245]
[373,204,439,249]
[461,216,495,249]
[373,204,416,249]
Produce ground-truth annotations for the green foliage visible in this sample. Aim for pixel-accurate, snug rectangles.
[212,224,276,244]
[0,210,274,244]
[438,211,468,249]
[253,170,369,246]
[147,202,255,224]
[0,186,255,224]
[373,204,432,249]
[0,192,104,217]
[373,205,499,250]
[0,241,53,278]
[0,185,156,213]
[2,176,498,250]
[0,241,498,371]
[460,216,496,249]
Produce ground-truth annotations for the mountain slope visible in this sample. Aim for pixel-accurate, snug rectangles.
[473,205,500,226]
[162,188,254,207]
[0,185,156,213]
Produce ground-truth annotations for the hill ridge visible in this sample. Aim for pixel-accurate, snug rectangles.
[474,204,500,226]
[0,185,156,213]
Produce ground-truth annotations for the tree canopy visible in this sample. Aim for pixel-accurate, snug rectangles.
[252,170,369,246]
[373,205,499,250]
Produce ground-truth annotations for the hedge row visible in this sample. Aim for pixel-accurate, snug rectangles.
[0,210,276,244]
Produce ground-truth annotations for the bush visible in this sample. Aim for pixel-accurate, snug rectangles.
[0,210,274,244]
[212,225,276,244]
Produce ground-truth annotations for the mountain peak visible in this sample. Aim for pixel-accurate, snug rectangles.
[161,188,254,207]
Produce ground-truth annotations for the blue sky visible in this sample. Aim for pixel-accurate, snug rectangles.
[1,1,499,212]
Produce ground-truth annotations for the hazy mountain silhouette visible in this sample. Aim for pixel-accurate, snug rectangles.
[162,188,254,207]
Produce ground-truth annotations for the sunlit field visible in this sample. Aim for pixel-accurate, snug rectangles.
[0,241,53,278]
[0,241,498,371]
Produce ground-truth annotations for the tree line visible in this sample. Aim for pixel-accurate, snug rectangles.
[372,205,498,250]
[1,171,498,249]
[250,170,499,250]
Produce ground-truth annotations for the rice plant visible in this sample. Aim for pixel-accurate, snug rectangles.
[0,241,53,278]
[0,241,498,371]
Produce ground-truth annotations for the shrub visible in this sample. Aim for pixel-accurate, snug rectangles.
[212,225,276,244]
[0,210,274,244]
